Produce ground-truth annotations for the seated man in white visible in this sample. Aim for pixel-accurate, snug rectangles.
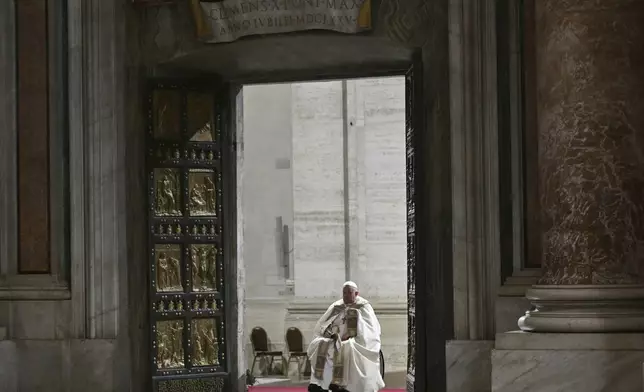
[307,281,385,392]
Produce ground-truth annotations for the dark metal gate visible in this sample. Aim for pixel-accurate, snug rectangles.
[406,53,423,392]
[146,79,232,391]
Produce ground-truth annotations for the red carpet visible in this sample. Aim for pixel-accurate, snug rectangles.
[249,388,403,392]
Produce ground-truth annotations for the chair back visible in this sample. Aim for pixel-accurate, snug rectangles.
[251,326,270,352]
[285,327,304,352]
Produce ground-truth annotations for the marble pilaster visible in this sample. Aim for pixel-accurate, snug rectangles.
[519,0,644,332]
[292,81,346,298]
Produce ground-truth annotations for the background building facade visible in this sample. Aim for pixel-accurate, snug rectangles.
[241,79,407,373]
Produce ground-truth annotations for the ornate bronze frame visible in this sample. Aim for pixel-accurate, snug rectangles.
[405,54,420,392]
[146,79,230,392]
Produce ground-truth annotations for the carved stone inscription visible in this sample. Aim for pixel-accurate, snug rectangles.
[196,0,372,43]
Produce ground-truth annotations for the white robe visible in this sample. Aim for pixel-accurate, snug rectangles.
[307,296,385,392]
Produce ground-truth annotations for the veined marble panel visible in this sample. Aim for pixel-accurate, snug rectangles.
[0,339,115,392]
[447,340,493,392]
[493,349,644,392]
[493,332,644,392]
[0,340,17,392]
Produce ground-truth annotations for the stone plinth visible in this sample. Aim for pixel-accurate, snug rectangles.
[519,285,644,332]
[492,332,644,392]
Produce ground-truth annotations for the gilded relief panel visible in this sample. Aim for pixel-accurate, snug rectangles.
[155,244,183,292]
[156,320,185,369]
[152,89,181,141]
[190,244,218,292]
[188,169,217,216]
[154,168,182,216]
[187,92,215,142]
[191,318,220,366]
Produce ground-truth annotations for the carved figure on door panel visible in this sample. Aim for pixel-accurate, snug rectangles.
[191,245,217,292]
[192,319,219,366]
[156,246,182,292]
[153,90,181,141]
[189,183,207,213]
[157,321,184,369]
[205,176,216,212]
[202,324,219,365]
[155,169,181,216]
[188,170,217,216]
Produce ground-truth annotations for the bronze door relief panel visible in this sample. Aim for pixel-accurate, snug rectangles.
[147,81,228,392]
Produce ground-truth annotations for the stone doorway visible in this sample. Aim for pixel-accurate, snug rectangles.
[238,76,409,389]
[144,48,440,391]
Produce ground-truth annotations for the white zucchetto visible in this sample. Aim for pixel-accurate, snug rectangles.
[343,281,358,290]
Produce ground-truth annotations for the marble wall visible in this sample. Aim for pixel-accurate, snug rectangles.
[0,0,141,390]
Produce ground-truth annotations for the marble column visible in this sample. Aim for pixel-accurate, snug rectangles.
[519,0,644,332]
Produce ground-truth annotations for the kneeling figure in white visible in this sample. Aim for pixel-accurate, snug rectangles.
[307,281,385,392]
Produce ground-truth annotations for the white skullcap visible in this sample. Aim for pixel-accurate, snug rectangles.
[343,281,358,290]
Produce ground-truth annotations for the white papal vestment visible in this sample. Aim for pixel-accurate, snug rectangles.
[307,296,385,392]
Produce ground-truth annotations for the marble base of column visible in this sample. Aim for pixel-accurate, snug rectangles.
[518,285,644,333]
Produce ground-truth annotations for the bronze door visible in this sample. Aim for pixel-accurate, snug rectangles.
[146,79,233,392]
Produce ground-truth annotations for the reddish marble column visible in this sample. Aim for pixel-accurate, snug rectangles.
[519,0,644,332]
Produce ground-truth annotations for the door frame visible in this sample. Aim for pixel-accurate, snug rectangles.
[220,51,453,392]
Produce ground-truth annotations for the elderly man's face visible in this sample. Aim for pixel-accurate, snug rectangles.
[342,286,358,304]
